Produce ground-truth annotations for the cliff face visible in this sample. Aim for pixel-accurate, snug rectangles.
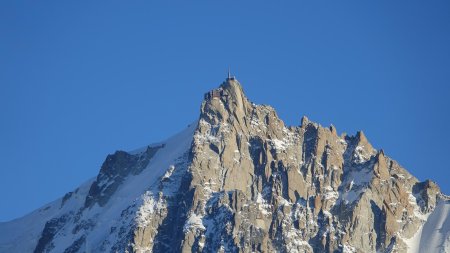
[0,78,445,253]
[176,78,441,253]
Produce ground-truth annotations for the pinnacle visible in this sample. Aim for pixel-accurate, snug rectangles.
[201,76,251,126]
[203,75,246,103]
[301,116,310,128]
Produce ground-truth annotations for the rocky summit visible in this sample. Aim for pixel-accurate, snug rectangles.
[1,77,449,253]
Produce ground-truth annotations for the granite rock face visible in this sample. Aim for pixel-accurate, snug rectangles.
[175,78,441,253]
[0,78,446,253]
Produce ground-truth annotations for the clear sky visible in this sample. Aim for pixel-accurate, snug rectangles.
[1,1,449,222]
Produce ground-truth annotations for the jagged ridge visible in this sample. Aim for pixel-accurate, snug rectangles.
[0,77,447,253]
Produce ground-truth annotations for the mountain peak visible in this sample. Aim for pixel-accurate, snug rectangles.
[201,77,251,126]
[202,75,245,102]
[221,76,243,94]
[1,76,448,253]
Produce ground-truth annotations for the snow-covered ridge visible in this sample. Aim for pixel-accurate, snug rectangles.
[0,122,197,253]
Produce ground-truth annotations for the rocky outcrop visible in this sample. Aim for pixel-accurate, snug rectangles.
[175,78,442,252]
[85,145,164,208]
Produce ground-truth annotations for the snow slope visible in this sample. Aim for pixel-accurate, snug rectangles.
[416,198,450,253]
[0,179,94,253]
[0,122,197,253]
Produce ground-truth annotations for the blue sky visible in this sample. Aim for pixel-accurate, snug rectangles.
[1,1,449,221]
